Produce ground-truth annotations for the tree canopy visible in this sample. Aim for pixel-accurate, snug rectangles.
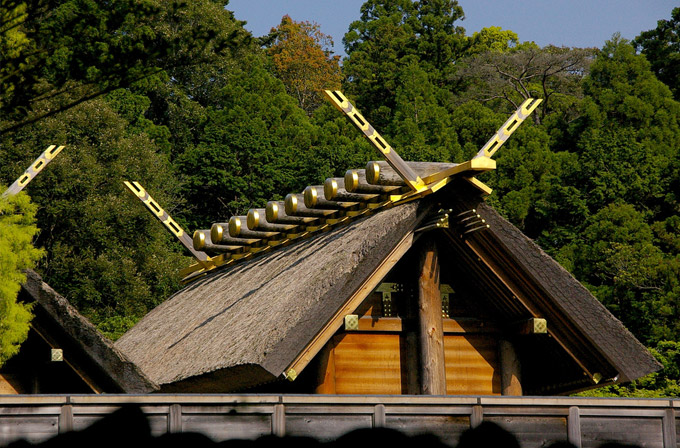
[0,191,42,364]
[0,0,679,397]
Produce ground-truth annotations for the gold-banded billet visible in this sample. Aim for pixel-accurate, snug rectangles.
[324,178,339,200]
[247,209,260,229]
[285,194,299,215]
[228,216,242,237]
[211,223,225,243]
[303,186,320,208]
[193,230,208,250]
[344,170,359,192]
[266,201,280,222]
[366,161,380,184]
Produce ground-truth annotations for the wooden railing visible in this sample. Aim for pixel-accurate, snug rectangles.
[0,395,677,447]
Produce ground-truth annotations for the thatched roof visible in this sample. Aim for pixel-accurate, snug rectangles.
[115,163,660,394]
[471,203,661,387]
[116,200,431,391]
[20,270,158,393]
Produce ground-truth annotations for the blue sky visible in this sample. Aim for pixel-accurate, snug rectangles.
[226,0,677,58]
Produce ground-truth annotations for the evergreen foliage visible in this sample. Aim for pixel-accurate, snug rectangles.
[0,191,42,364]
[0,0,678,397]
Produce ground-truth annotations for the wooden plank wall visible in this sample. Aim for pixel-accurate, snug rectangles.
[319,332,501,395]
[0,396,676,447]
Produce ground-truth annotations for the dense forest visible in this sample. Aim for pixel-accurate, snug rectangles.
[1,0,678,397]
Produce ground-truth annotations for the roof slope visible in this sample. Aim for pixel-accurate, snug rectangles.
[475,203,661,382]
[20,270,158,393]
[116,201,429,390]
[116,179,660,393]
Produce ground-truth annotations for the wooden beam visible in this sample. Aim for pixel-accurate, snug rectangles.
[499,339,522,396]
[417,237,447,395]
[344,317,500,333]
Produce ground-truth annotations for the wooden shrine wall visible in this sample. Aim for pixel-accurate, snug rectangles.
[314,326,500,395]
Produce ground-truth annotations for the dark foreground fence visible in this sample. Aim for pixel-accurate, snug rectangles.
[0,395,677,447]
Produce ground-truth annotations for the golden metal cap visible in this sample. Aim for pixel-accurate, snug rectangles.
[247,209,260,230]
[266,202,279,222]
[304,186,318,208]
[344,170,359,192]
[285,194,298,215]
[193,230,206,250]
[210,223,224,243]
[228,216,241,237]
[366,161,380,184]
[324,178,338,200]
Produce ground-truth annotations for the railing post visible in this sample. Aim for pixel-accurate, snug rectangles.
[168,404,182,434]
[568,406,582,448]
[471,405,483,428]
[663,407,676,448]
[373,404,386,428]
[58,404,74,434]
[273,404,286,437]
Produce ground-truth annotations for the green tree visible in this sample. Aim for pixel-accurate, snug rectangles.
[175,54,321,226]
[564,37,680,347]
[0,191,42,364]
[455,45,594,124]
[0,93,188,339]
[466,26,521,55]
[0,0,246,135]
[343,0,466,129]
[634,7,680,100]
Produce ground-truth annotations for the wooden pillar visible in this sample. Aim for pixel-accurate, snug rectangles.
[314,341,336,394]
[417,237,447,395]
[499,339,522,395]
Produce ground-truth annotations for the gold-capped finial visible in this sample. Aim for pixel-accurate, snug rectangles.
[285,194,298,215]
[344,170,359,192]
[304,186,318,208]
[266,202,279,222]
[211,223,224,244]
[193,230,206,250]
[324,178,338,200]
[366,161,380,184]
[247,209,260,230]
[228,216,242,237]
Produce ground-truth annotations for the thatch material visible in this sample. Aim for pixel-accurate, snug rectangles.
[115,177,659,393]
[20,270,158,393]
[475,203,661,382]
[116,201,430,390]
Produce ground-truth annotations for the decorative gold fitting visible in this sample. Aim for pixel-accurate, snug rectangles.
[303,186,319,208]
[284,194,298,215]
[344,314,359,331]
[324,178,338,200]
[228,216,242,237]
[366,161,380,184]
[247,209,260,229]
[456,209,476,218]
[210,223,224,243]
[51,348,63,362]
[266,201,279,222]
[344,170,359,192]
[285,369,298,382]
[193,230,207,250]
